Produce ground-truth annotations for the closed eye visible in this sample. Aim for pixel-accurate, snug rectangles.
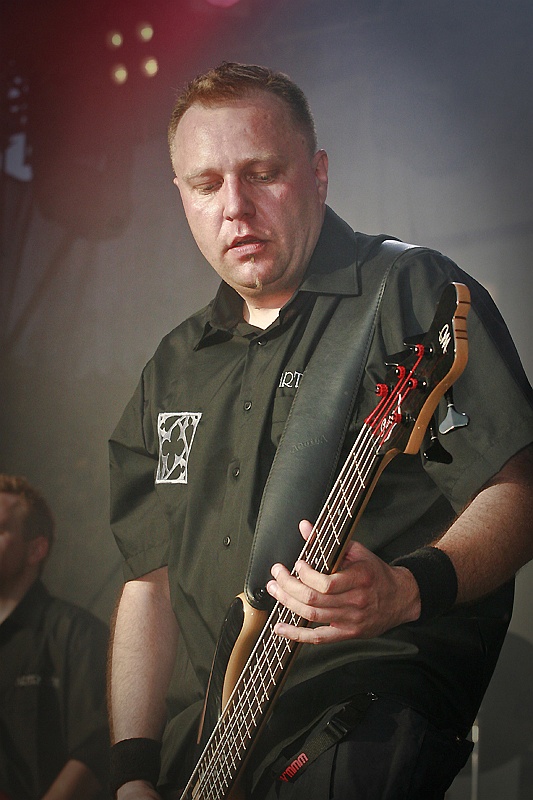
[194,180,222,195]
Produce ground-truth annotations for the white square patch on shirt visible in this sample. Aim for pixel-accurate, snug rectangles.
[156,412,202,484]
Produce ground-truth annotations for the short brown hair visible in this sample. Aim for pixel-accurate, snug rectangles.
[168,62,317,159]
[0,474,55,545]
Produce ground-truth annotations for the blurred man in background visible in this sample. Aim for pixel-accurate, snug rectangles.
[0,474,110,800]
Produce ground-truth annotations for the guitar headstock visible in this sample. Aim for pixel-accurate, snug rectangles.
[366,282,470,457]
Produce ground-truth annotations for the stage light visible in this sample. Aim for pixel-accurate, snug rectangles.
[105,18,158,86]
[111,64,128,85]
[107,31,123,49]
[136,22,154,42]
[140,57,158,78]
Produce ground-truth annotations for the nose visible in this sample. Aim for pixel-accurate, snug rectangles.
[222,176,255,221]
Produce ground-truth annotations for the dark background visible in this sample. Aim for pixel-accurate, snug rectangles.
[1,2,532,796]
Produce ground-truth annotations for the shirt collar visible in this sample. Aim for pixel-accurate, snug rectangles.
[298,206,360,296]
[0,580,49,637]
[196,206,360,347]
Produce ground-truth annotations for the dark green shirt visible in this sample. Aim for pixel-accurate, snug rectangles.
[0,580,110,799]
[109,208,533,789]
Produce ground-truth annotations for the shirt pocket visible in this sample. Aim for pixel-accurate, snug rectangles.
[270,393,296,448]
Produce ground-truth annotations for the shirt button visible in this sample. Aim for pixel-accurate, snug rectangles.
[223,536,231,547]
[232,466,240,478]
[243,401,252,411]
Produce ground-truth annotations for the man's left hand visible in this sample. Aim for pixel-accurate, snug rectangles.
[266,520,421,643]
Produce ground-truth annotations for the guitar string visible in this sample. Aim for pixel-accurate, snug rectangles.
[301,355,423,567]
[188,363,421,799]
[303,356,427,572]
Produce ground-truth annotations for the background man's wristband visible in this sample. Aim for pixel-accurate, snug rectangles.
[392,546,458,621]
[109,737,162,795]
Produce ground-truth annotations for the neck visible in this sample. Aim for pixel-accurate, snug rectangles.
[0,596,20,625]
[0,574,37,624]
[243,302,281,330]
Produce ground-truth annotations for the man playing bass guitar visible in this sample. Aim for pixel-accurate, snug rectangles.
[108,63,533,800]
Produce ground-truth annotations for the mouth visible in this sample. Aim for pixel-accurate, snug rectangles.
[228,235,265,255]
[229,236,262,250]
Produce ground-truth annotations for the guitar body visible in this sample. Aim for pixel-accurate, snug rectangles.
[178,283,471,800]
[198,595,267,750]
[183,595,266,800]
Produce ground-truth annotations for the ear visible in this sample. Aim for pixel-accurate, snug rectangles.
[28,536,50,567]
[313,149,329,203]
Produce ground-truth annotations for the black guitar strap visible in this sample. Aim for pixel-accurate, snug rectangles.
[244,239,419,610]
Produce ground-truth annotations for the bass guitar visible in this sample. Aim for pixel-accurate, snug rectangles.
[178,281,471,800]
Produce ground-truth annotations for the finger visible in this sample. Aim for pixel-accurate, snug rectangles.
[292,559,340,594]
[270,562,339,607]
[267,568,339,625]
[299,519,314,540]
[273,615,367,644]
[338,539,374,566]
[273,620,340,644]
[294,555,372,597]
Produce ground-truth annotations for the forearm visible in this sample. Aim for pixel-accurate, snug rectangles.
[109,567,179,743]
[41,759,102,800]
[434,444,533,604]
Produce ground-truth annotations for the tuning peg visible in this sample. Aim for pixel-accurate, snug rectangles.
[423,417,453,463]
[439,388,470,435]
[403,334,433,354]
[384,350,407,367]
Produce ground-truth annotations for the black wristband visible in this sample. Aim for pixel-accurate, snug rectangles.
[109,737,162,795]
[392,546,458,622]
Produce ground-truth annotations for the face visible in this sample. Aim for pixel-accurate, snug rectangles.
[171,92,328,310]
[0,494,46,592]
